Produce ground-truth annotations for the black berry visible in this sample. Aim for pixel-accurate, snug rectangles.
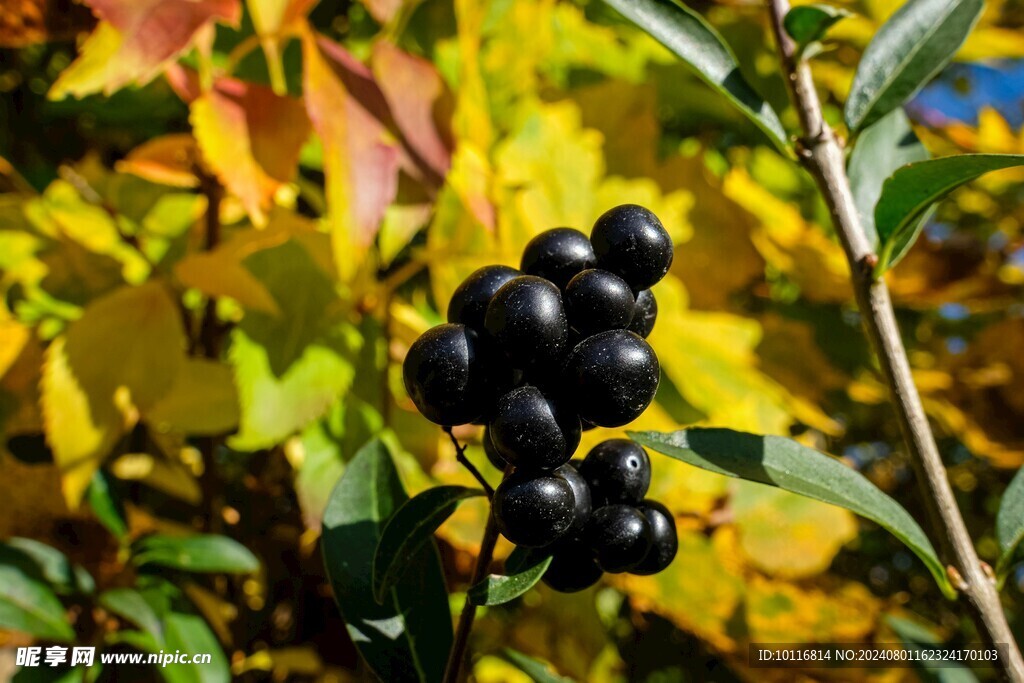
[494,472,575,547]
[484,276,568,368]
[554,462,592,534]
[579,439,651,505]
[542,541,603,593]
[489,386,580,470]
[586,504,652,573]
[627,289,657,338]
[483,427,506,470]
[632,500,678,575]
[402,324,488,425]
[520,228,595,290]
[448,265,521,334]
[590,204,673,291]
[564,269,635,337]
[564,330,659,427]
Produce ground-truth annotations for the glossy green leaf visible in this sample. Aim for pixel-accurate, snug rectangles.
[373,485,485,603]
[630,428,955,597]
[132,534,260,574]
[603,0,787,150]
[0,555,75,641]
[886,616,979,683]
[99,587,164,639]
[87,469,129,541]
[875,154,1024,273]
[996,467,1024,579]
[847,107,929,248]
[844,0,983,133]
[322,438,452,683]
[6,538,94,595]
[468,547,553,606]
[502,649,576,682]
[783,4,851,52]
[162,611,231,683]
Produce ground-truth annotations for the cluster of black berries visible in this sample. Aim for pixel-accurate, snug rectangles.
[403,204,678,590]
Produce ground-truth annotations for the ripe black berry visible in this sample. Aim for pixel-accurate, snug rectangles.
[579,439,651,505]
[489,386,580,470]
[484,276,568,368]
[483,427,506,470]
[632,500,678,575]
[448,265,521,334]
[520,228,595,290]
[564,269,635,337]
[564,330,659,427]
[590,204,673,291]
[586,504,652,573]
[554,462,591,534]
[542,541,603,593]
[402,324,488,425]
[627,289,657,338]
[494,472,575,547]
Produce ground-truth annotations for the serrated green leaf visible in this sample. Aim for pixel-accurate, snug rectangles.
[0,554,75,642]
[848,107,930,248]
[468,547,552,607]
[322,438,452,683]
[844,0,983,133]
[502,649,576,683]
[87,469,129,541]
[783,4,851,52]
[603,0,787,150]
[132,534,260,574]
[373,485,485,603]
[996,467,1024,579]
[875,154,1024,272]
[629,428,954,598]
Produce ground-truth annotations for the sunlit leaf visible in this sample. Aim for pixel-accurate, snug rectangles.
[115,134,200,188]
[784,4,851,51]
[132,533,259,574]
[87,470,128,541]
[468,547,553,606]
[145,358,240,436]
[502,649,575,683]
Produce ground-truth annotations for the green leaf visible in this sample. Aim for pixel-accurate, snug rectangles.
[875,154,1024,273]
[132,534,260,574]
[783,4,851,52]
[603,0,787,150]
[322,438,452,683]
[0,554,75,641]
[468,547,552,607]
[6,538,94,595]
[886,616,979,683]
[87,469,129,541]
[847,107,929,248]
[502,649,576,683]
[844,0,983,133]
[373,485,485,603]
[99,587,164,639]
[161,611,231,683]
[996,467,1024,579]
[630,428,955,598]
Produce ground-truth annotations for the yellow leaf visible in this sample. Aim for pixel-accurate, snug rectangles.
[146,358,240,436]
[48,22,128,100]
[115,134,201,188]
[0,319,30,379]
[745,575,880,643]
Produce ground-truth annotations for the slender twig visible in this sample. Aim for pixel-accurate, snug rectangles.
[764,1,1023,678]
[443,463,511,683]
[444,426,494,497]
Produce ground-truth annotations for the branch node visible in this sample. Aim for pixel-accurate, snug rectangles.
[947,565,968,591]
[981,562,996,584]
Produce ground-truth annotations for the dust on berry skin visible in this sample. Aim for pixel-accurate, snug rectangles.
[484,275,568,369]
[494,471,576,547]
[627,289,657,338]
[521,227,596,290]
[564,330,660,427]
[590,204,673,292]
[401,323,489,426]
[564,268,635,337]
[553,462,592,534]
[586,504,653,573]
[448,265,521,335]
[490,385,581,471]
[579,439,651,506]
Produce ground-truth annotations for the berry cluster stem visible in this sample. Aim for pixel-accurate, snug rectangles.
[443,464,511,683]
[765,0,1023,678]
[444,426,494,497]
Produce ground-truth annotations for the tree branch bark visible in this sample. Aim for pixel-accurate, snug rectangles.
[765,0,1023,678]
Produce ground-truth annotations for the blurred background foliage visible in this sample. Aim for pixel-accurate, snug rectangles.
[1,0,1023,680]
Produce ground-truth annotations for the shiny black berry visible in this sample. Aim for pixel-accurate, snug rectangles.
[579,439,651,505]
[564,330,659,427]
[402,324,488,425]
[484,276,568,368]
[520,228,596,290]
[494,472,575,547]
[554,462,592,534]
[448,265,521,335]
[564,269,635,337]
[632,500,678,575]
[542,541,603,593]
[489,386,580,470]
[586,504,652,573]
[627,289,657,338]
[483,427,506,470]
[590,205,673,291]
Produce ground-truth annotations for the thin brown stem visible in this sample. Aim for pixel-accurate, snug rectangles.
[765,0,1023,678]
[442,464,511,683]
[444,426,494,498]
